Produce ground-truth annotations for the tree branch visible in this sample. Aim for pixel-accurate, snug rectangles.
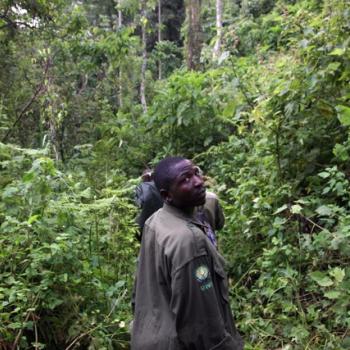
[0,14,36,30]
[11,294,40,350]
[2,57,51,143]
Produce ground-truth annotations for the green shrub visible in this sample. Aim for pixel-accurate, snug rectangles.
[0,143,138,349]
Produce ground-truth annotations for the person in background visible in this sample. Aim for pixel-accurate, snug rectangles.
[131,156,243,349]
[195,166,225,247]
[134,168,163,241]
[195,190,225,248]
[201,190,225,231]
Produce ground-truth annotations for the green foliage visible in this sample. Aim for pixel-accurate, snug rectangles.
[146,67,249,157]
[0,143,138,348]
[148,40,183,78]
[190,1,350,348]
[1,0,350,348]
[240,0,275,18]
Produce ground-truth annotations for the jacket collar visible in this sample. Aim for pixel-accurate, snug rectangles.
[163,203,208,228]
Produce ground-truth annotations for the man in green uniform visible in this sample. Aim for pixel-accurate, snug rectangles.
[131,156,243,349]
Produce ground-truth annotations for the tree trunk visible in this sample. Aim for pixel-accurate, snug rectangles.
[213,0,223,60]
[118,0,122,28]
[44,55,63,162]
[158,0,162,80]
[117,0,123,108]
[186,0,202,70]
[140,0,148,113]
[49,118,62,162]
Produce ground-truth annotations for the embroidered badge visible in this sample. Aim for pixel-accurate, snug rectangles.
[195,265,209,282]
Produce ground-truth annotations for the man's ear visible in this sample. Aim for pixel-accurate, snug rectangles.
[160,189,172,203]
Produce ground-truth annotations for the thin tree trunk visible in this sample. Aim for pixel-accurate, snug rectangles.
[118,0,122,28]
[117,0,123,108]
[140,0,148,113]
[213,0,223,59]
[158,0,162,80]
[47,72,62,163]
[186,0,202,70]
[49,118,61,162]
[44,54,63,162]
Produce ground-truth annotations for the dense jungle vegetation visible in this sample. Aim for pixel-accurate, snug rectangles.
[1,0,350,348]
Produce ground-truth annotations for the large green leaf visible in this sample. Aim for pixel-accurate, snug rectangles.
[310,271,333,287]
[324,291,340,299]
[316,205,333,217]
[330,267,345,283]
[336,105,350,126]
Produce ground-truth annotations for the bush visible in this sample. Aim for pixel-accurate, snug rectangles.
[0,143,138,349]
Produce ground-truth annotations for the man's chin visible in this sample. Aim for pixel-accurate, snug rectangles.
[196,195,206,206]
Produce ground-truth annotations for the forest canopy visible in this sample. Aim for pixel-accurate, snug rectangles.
[0,0,350,349]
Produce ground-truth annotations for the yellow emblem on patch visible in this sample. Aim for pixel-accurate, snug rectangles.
[195,265,209,282]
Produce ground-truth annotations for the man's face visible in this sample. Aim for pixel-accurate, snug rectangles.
[166,159,206,209]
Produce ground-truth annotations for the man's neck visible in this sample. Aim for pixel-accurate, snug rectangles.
[169,203,195,216]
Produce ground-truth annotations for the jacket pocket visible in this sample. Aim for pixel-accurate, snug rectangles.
[131,309,161,349]
[214,263,230,303]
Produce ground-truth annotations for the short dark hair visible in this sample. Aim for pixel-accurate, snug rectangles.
[153,156,186,191]
[141,168,152,182]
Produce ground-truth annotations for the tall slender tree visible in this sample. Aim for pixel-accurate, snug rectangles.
[117,0,122,27]
[140,0,148,112]
[185,0,202,70]
[158,0,162,79]
[117,0,123,108]
[213,0,223,59]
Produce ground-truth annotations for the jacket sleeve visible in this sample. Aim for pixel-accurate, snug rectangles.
[170,255,238,349]
[134,184,144,208]
[215,199,225,231]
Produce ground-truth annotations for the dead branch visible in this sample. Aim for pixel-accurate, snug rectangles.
[2,57,52,143]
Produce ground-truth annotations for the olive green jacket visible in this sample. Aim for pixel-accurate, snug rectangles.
[131,203,243,350]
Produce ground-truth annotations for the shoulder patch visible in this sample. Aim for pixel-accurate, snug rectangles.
[195,265,210,282]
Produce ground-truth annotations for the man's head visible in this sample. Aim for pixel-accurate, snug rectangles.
[153,157,206,209]
[141,168,153,182]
